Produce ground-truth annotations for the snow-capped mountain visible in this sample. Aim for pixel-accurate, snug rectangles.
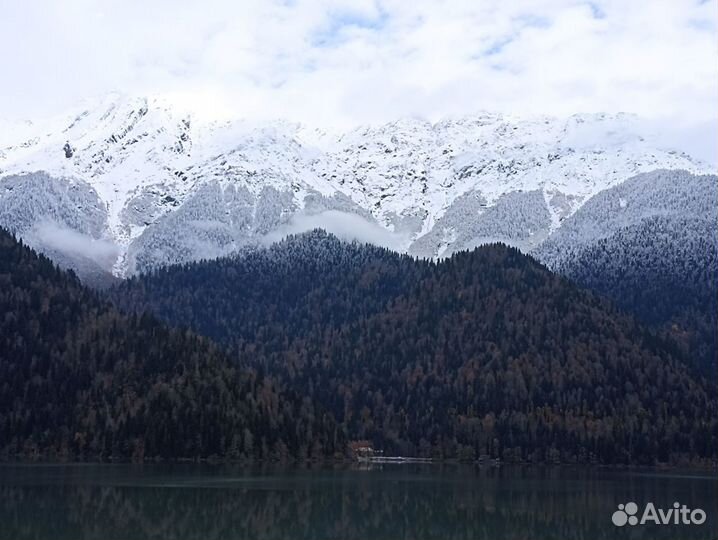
[0,93,710,277]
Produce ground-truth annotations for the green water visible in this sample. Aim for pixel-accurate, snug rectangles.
[0,463,714,539]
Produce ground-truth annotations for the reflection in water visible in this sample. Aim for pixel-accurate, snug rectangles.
[0,464,715,540]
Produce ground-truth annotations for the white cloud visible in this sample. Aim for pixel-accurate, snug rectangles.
[1,0,715,140]
[31,221,119,266]
[263,210,407,249]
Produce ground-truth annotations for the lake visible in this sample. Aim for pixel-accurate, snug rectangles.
[0,463,715,539]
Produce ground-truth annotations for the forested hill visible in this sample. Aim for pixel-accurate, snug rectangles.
[552,216,717,376]
[111,230,717,465]
[535,171,718,375]
[0,228,341,461]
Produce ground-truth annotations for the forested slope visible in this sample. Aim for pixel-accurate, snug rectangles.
[536,170,718,374]
[0,228,341,461]
[111,231,717,465]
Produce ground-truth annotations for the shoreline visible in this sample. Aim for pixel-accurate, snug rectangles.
[0,456,715,472]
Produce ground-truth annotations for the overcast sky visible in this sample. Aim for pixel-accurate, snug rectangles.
[1,0,716,160]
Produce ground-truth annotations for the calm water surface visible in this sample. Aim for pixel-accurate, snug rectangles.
[0,463,715,540]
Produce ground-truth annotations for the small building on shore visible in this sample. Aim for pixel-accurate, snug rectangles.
[347,441,378,460]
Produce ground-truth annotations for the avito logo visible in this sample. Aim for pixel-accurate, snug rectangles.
[612,502,706,527]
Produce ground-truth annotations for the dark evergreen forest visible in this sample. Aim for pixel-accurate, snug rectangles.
[552,216,717,376]
[108,230,717,465]
[0,229,341,461]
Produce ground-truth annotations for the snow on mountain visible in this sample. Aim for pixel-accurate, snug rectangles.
[0,93,710,276]
[534,169,718,269]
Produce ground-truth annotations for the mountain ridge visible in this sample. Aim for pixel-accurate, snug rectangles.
[0,94,710,276]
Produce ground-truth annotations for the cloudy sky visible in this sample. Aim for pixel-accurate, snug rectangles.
[2,0,716,157]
